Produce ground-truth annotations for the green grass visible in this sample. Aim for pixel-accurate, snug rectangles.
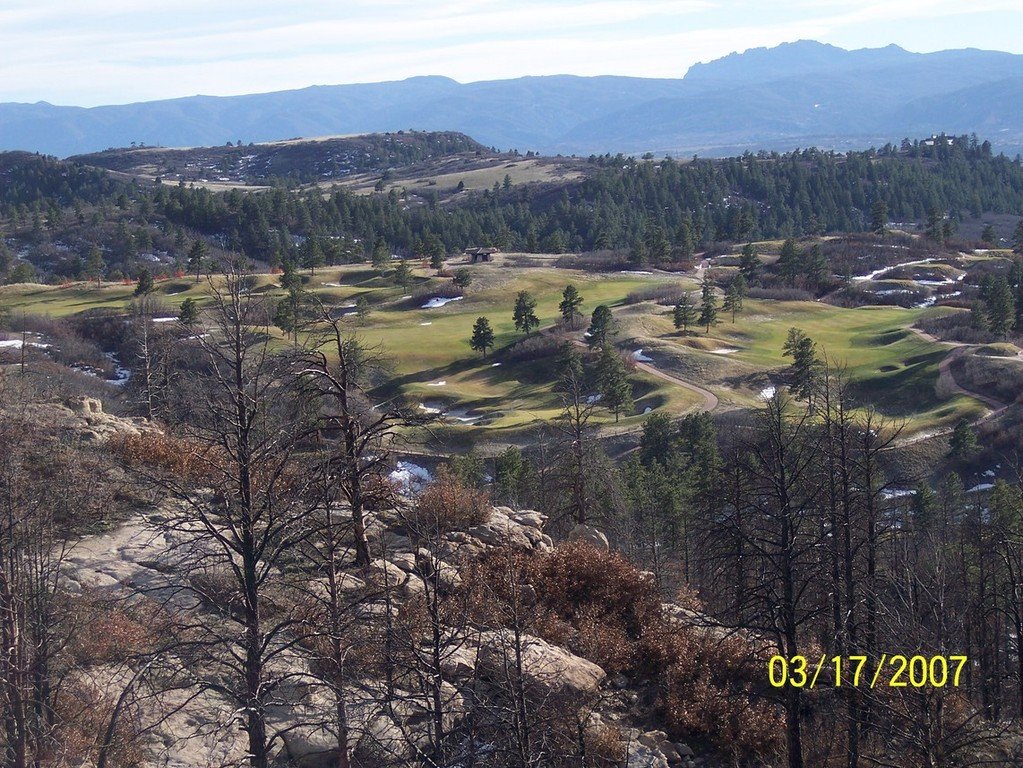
[1,266,979,438]
[621,298,985,433]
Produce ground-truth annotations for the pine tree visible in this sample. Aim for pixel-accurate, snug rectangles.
[178,297,200,327]
[187,240,207,282]
[134,267,154,296]
[587,304,617,347]
[559,284,584,328]
[782,327,819,401]
[300,236,325,274]
[512,291,539,335]
[673,292,697,334]
[986,276,1014,337]
[596,344,634,422]
[871,198,888,234]
[393,258,413,292]
[1013,219,1023,256]
[778,238,801,286]
[738,243,760,284]
[981,224,998,246]
[85,245,105,286]
[371,237,390,272]
[722,277,746,322]
[470,316,495,357]
[948,419,978,460]
[698,276,718,333]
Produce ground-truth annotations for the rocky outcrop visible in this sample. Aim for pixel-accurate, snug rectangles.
[478,629,606,700]
[7,396,158,442]
[568,522,610,551]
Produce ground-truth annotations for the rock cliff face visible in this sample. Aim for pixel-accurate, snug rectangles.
[7,396,159,442]
[62,489,709,767]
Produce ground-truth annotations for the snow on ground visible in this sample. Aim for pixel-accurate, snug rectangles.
[0,339,51,349]
[427,380,447,387]
[389,462,433,493]
[882,488,916,500]
[104,352,131,386]
[632,349,653,362]
[585,394,602,404]
[852,258,935,282]
[152,317,177,323]
[620,270,653,275]
[323,282,342,287]
[419,404,442,415]
[709,348,739,355]
[419,322,433,326]
[759,386,777,400]
[968,483,995,493]
[491,362,501,367]
[422,296,463,309]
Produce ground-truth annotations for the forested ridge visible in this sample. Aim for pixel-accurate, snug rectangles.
[3,134,1023,285]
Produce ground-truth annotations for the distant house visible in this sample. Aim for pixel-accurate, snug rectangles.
[465,246,499,263]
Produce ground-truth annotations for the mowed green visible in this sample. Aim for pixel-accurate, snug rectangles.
[0,265,704,433]
[633,298,985,431]
[1,267,977,435]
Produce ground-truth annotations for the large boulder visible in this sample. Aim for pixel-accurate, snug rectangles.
[478,630,606,700]
[568,523,610,552]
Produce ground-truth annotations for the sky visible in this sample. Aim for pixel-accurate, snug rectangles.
[2,0,1022,106]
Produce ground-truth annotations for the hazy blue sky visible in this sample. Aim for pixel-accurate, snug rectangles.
[3,0,1021,106]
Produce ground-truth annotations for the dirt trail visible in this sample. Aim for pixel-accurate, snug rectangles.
[632,359,719,411]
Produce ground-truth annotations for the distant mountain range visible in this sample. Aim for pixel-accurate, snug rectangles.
[3,40,1023,158]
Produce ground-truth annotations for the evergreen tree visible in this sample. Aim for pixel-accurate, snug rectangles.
[187,240,207,282]
[805,243,828,289]
[738,243,760,283]
[673,292,697,333]
[355,295,369,322]
[722,276,746,322]
[871,198,888,234]
[986,276,1014,337]
[782,327,819,401]
[178,297,200,326]
[371,236,390,272]
[300,236,325,274]
[698,276,718,333]
[1014,219,1023,256]
[596,344,634,422]
[778,238,801,286]
[512,291,539,335]
[469,316,495,357]
[134,267,154,296]
[559,284,584,328]
[428,236,446,270]
[85,245,105,286]
[587,304,617,347]
[393,258,413,292]
[948,419,978,460]
[981,224,998,246]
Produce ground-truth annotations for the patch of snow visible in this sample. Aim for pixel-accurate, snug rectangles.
[151,317,177,323]
[620,270,653,275]
[422,296,463,309]
[968,483,995,493]
[323,282,342,287]
[419,322,433,326]
[709,348,740,355]
[643,406,653,414]
[389,462,433,493]
[759,386,777,400]
[632,349,653,362]
[427,380,447,387]
[882,488,916,500]
[585,394,602,404]
[419,404,442,415]
[491,362,502,367]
